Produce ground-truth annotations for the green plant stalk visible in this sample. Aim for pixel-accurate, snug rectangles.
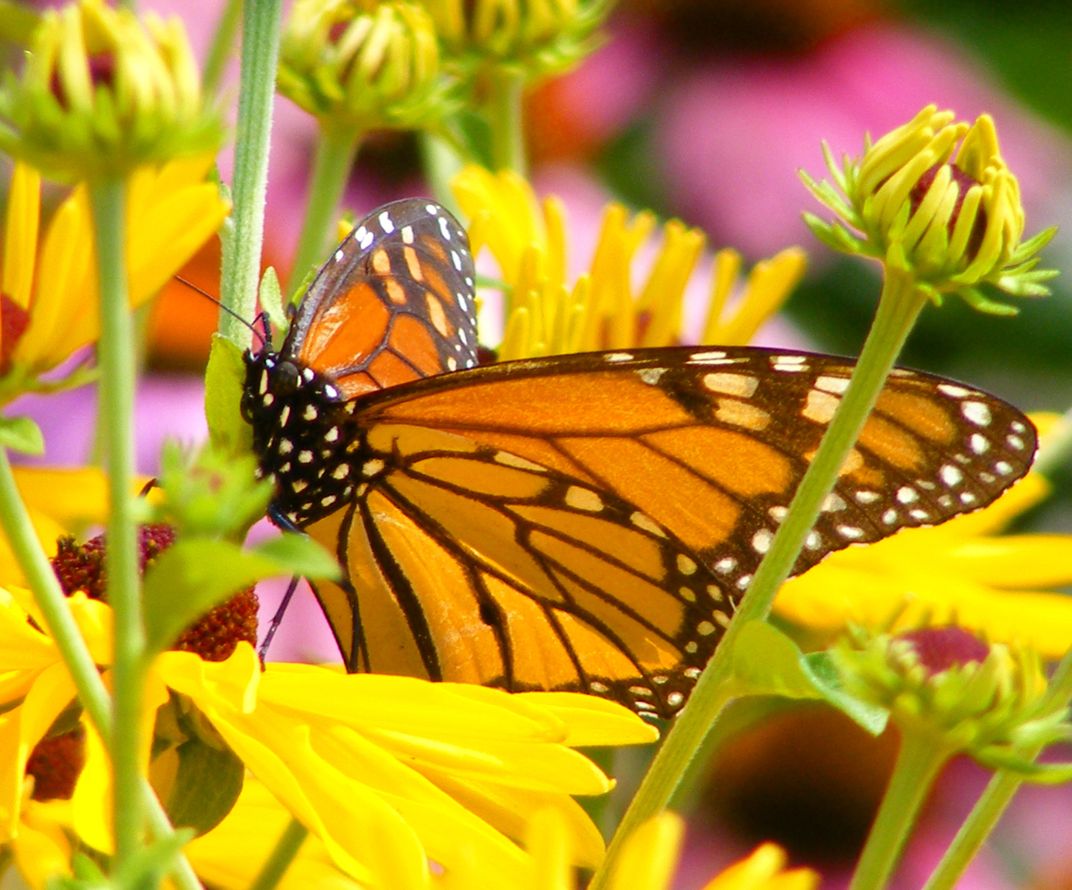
[218,0,283,349]
[0,456,201,890]
[89,177,145,868]
[286,125,361,298]
[589,267,928,890]
[0,450,113,731]
[850,732,951,890]
[922,651,1072,890]
[249,818,310,890]
[486,68,526,173]
[1031,404,1072,479]
[201,0,244,97]
[419,130,465,215]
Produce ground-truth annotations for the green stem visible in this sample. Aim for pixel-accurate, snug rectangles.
[286,126,361,298]
[922,651,1072,890]
[850,732,950,890]
[589,267,928,890]
[0,451,112,731]
[89,177,144,868]
[218,0,283,349]
[249,819,309,890]
[419,130,465,215]
[485,69,526,173]
[201,0,243,98]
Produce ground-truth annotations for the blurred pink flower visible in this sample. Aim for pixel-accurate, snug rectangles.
[658,22,1072,261]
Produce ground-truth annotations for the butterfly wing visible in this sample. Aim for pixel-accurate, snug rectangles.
[282,199,479,398]
[301,346,1036,716]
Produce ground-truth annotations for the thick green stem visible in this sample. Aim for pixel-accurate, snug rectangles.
[486,69,526,173]
[850,733,950,890]
[89,177,144,868]
[249,819,309,890]
[218,0,283,348]
[922,652,1072,890]
[589,268,928,890]
[286,127,361,298]
[419,130,465,214]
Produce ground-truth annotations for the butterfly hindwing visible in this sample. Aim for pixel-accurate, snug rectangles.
[303,423,725,717]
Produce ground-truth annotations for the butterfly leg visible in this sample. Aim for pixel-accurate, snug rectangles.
[258,574,301,662]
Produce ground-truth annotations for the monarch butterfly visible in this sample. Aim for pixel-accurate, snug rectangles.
[242,198,1036,718]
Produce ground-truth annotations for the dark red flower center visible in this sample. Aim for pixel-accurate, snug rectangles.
[896,626,990,676]
[26,728,85,801]
[908,164,988,260]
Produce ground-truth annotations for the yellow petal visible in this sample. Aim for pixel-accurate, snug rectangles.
[2,163,41,310]
[608,812,684,890]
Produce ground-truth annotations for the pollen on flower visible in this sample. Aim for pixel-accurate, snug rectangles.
[50,523,258,660]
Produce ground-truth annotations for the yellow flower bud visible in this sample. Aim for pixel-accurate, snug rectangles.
[278,0,448,132]
[427,0,611,82]
[828,624,1069,772]
[801,105,1057,312]
[0,0,222,180]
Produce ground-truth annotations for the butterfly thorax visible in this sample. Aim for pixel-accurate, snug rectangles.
[242,349,370,527]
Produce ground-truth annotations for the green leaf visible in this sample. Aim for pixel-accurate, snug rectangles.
[154,440,270,539]
[258,265,288,334]
[205,333,251,454]
[142,536,338,654]
[161,736,245,835]
[728,620,825,701]
[974,751,1072,784]
[253,532,342,579]
[0,415,44,455]
[802,651,889,736]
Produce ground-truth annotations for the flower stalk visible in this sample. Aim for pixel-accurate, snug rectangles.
[286,126,361,297]
[922,650,1072,890]
[89,175,145,865]
[591,266,930,890]
[850,731,952,890]
[218,0,283,349]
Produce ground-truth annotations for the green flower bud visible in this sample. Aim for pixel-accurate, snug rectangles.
[278,0,449,132]
[829,625,1070,773]
[0,0,222,180]
[427,0,611,82]
[801,106,1057,312]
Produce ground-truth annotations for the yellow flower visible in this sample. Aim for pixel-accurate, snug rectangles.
[801,105,1056,311]
[278,0,448,132]
[0,559,656,889]
[452,165,805,359]
[427,0,610,83]
[184,775,360,889]
[0,156,229,400]
[66,649,655,888]
[0,0,222,178]
[510,810,818,889]
[776,415,1072,658]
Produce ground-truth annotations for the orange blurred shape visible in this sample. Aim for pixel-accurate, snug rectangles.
[147,237,223,371]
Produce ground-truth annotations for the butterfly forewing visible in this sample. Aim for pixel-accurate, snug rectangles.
[282,199,479,398]
[245,199,1037,719]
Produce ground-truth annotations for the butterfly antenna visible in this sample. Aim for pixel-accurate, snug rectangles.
[174,275,267,350]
